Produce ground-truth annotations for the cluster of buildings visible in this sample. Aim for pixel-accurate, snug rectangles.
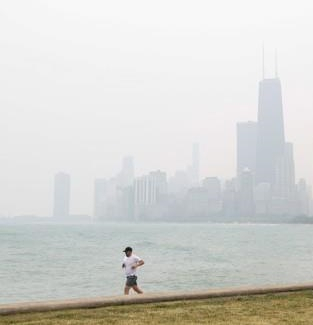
[53,72,313,223]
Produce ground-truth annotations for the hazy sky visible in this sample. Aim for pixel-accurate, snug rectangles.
[1,0,313,216]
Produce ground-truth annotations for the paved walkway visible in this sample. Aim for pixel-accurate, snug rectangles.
[1,283,313,315]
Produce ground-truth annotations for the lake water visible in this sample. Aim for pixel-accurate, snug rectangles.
[1,223,313,304]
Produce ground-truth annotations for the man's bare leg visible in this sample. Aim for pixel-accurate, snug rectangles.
[124,286,130,295]
[132,285,143,294]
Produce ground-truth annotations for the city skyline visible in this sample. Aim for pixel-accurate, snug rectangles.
[2,64,313,218]
[1,1,313,217]
[2,63,311,220]
[50,66,313,221]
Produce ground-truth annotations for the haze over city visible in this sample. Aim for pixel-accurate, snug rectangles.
[4,3,313,319]
[1,0,313,217]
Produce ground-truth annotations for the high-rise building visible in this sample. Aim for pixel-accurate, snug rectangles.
[297,179,311,216]
[168,170,191,197]
[273,142,296,200]
[134,176,156,207]
[266,142,297,216]
[237,168,255,218]
[94,156,135,221]
[118,156,134,188]
[185,187,209,220]
[202,177,222,216]
[53,172,70,219]
[202,177,221,200]
[94,178,107,219]
[237,121,257,177]
[222,178,237,219]
[255,182,271,216]
[94,177,120,220]
[308,186,313,216]
[116,186,134,221]
[134,171,167,220]
[256,78,285,185]
[149,170,168,197]
[134,175,156,221]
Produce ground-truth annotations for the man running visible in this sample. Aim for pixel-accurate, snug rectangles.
[122,246,144,295]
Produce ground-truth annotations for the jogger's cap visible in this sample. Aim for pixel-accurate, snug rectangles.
[123,246,132,252]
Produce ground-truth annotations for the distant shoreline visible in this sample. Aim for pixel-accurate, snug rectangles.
[1,216,313,225]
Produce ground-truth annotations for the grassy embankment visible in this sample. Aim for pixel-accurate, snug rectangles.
[1,291,313,325]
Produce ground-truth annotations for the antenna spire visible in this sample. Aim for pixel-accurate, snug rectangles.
[275,49,278,78]
[262,43,265,80]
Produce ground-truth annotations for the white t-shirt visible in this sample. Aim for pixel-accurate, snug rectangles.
[122,254,142,277]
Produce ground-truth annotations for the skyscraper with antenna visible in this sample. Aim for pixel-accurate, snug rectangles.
[255,47,285,186]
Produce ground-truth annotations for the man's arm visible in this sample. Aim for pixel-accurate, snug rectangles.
[132,259,144,269]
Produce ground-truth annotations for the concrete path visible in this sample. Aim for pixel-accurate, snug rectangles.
[1,283,313,316]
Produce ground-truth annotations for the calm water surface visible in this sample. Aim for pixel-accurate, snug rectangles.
[1,223,313,303]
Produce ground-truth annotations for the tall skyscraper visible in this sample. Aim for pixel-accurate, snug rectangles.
[237,121,257,177]
[273,142,296,199]
[53,172,70,219]
[256,78,285,185]
[119,156,134,188]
